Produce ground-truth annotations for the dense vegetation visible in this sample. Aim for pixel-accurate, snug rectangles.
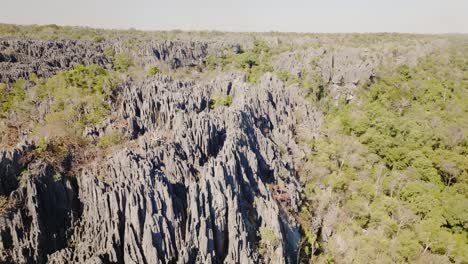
[0,64,123,176]
[209,95,232,109]
[204,40,275,83]
[298,43,468,263]
[1,64,117,133]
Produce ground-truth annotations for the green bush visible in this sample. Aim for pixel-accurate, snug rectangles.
[204,54,219,70]
[277,70,291,82]
[103,47,115,57]
[252,40,270,54]
[114,53,133,72]
[209,95,232,109]
[258,227,280,260]
[202,40,273,84]
[147,66,160,76]
[397,65,412,81]
[236,52,258,69]
[0,83,7,108]
[36,64,116,131]
[98,129,125,148]
[93,35,105,43]
[0,79,27,113]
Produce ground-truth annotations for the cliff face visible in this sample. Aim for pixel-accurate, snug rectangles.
[0,34,446,264]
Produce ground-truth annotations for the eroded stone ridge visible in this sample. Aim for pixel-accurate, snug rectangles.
[0,38,210,83]
[0,39,110,83]
[0,57,321,262]
[3,35,436,263]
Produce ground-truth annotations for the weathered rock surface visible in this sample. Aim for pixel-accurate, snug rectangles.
[0,38,212,83]
[0,39,322,263]
[3,35,443,264]
[0,151,80,264]
[0,30,458,264]
[271,39,446,103]
[0,39,111,83]
[110,40,209,69]
[0,144,30,196]
[45,73,321,263]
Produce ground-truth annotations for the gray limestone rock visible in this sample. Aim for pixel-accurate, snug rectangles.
[0,42,321,262]
[45,72,321,263]
[0,38,210,83]
[0,157,80,264]
[0,39,111,83]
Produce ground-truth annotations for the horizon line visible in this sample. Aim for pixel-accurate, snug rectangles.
[1,22,467,36]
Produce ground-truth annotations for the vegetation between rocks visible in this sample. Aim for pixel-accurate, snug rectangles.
[297,44,468,263]
[209,95,232,109]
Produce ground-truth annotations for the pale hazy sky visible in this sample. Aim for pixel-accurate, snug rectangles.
[1,0,467,33]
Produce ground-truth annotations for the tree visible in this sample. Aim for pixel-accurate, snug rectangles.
[114,53,133,72]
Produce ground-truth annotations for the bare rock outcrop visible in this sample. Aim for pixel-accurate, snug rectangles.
[0,63,321,263]
[46,73,321,263]
[0,38,210,83]
[111,40,209,69]
[0,154,80,264]
[0,39,111,83]
[0,33,454,264]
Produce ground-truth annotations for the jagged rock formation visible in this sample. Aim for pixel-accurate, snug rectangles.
[0,143,80,263]
[0,48,321,262]
[0,35,449,264]
[271,40,445,103]
[0,39,110,83]
[0,144,28,195]
[110,40,209,69]
[0,38,212,83]
[48,73,320,263]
